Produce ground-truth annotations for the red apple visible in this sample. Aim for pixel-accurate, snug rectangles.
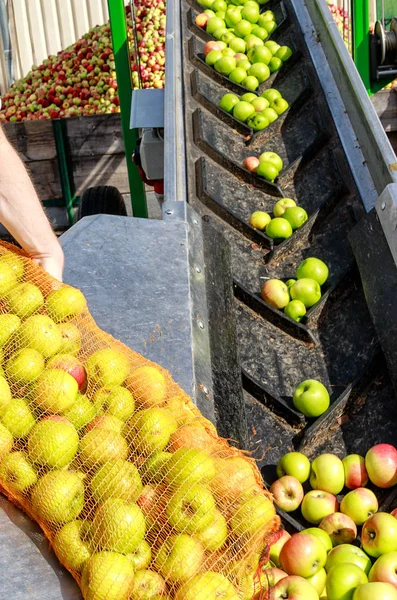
[269,575,320,600]
[279,533,327,578]
[243,156,260,172]
[195,13,210,28]
[365,445,397,488]
[319,512,357,546]
[343,454,369,489]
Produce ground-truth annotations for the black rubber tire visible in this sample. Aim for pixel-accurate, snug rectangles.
[77,186,127,221]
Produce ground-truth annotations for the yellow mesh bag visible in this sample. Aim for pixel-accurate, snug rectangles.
[0,241,281,600]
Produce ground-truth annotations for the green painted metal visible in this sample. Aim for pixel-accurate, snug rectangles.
[52,119,76,227]
[352,0,372,93]
[108,0,147,217]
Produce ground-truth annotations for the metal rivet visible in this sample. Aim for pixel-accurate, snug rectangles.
[195,266,201,273]
[198,321,205,329]
[202,386,209,395]
[381,202,386,210]
[165,209,173,215]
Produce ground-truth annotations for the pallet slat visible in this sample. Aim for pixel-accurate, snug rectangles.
[4,120,57,161]
[67,114,124,157]
[372,89,397,133]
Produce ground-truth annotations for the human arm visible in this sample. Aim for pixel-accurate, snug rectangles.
[0,125,64,280]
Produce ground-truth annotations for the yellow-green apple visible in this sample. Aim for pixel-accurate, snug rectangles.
[127,540,152,571]
[285,300,307,322]
[362,513,397,557]
[265,218,293,240]
[167,447,215,487]
[1,397,35,438]
[319,512,357,546]
[261,279,290,309]
[34,368,78,413]
[251,97,270,112]
[326,563,368,600]
[243,157,260,173]
[0,314,20,347]
[86,348,130,388]
[62,394,96,430]
[0,371,13,410]
[31,469,85,524]
[249,211,271,230]
[271,98,289,115]
[154,534,204,583]
[0,262,18,297]
[270,529,291,567]
[276,46,293,61]
[296,258,329,286]
[219,93,240,113]
[164,394,196,426]
[47,353,87,391]
[231,494,276,540]
[166,484,216,534]
[91,459,143,504]
[86,414,124,433]
[353,582,397,600]
[259,151,283,172]
[206,16,226,35]
[277,452,311,483]
[290,278,321,308]
[28,416,78,469]
[270,476,304,512]
[310,454,344,494]
[7,282,44,318]
[233,100,256,122]
[257,161,280,182]
[0,252,24,281]
[261,88,281,103]
[46,286,86,322]
[93,385,135,421]
[279,533,327,577]
[79,427,128,467]
[92,498,145,553]
[130,570,165,600]
[210,455,258,501]
[369,551,397,587]
[57,322,82,355]
[196,509,228,551]
[0,423,13,460]
[168,420,216,452]
[0,451,37,493]
[269,575,320,600]
[301,490,339,524]
[175,572,238,600]
[126,365,167,407]
[125,407,176,455]
[326,544,372,575]
[141,451,172,483]
[53,520,92,573]
[340,488,378,525]
[300,528,333,552]
[365,445,397,488]
[293,380,330,418]
[6,348,45,385]
[264,567,289,586]
[307,567,327,595]
[81,551,135,600]
[343,454,368,489]
[284,207,309,230]
[17,315,62,358]
[273,198,296,217]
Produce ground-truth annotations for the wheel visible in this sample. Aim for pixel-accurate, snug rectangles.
[77,186,127,221]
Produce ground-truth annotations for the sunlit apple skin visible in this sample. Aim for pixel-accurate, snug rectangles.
[270,529,291,567]
[261,279,290,309]
[326,563,368,600]
[306,567,327,595]
[81,551,135,600]
[353,582,397,600]
[276,452,311,484]
[340,488,378,526]
[154,534,204,583]
[53,520,92,573]
[362,513,397,558]
[319,512,357,546]
[279,533,327,578]
[92,498,146,554]
[31,469,85,524]
[126,540,152,571]
[230,494,277,542]
[130,570,165,600]
[47,353,87,391]
[263,567,288,586]
[310,454,344,495]
[301,490,339,524]
[343,454,368,489]
[300,528,333,552]
[365,444,397,488]
[175,572,239,600]
[243,156,260,172]
[369,551,397,588]
[166,484,216,534]
[270,476,304,512]
[293,380,330,418]
[196,509,228,551]
[269,575,320,600]
[0,451,37,494]
[326,544,372,575]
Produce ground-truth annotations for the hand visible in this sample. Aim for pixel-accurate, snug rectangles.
[31,249,65,282]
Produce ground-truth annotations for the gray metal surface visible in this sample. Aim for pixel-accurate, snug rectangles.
[130,88,164,128]
[375,183,397,264]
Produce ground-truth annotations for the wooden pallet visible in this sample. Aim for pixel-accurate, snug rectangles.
[371,88,397,151]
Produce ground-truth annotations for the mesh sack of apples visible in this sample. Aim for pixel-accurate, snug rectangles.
[0,241,281,600]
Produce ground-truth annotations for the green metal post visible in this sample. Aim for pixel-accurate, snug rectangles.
[352,0,371,93]
[108,0,147,217]
[52,119,76,227]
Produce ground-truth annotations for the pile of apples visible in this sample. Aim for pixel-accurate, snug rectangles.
[0,1,165,122]
[327,1,350,48]
[0,247,283,600]
[219,87,289,130]
[266,444,397,599]
[196,0,293,91]
[261,257,329,322]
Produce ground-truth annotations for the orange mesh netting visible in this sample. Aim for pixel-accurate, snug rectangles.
[0,241,280,600]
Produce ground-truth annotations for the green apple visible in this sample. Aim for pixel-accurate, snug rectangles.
[300,528,333,552]
[263,19,277,34]
[241,92,257,102]
[1,398,35,438]
[7,282,44,318]
[361,513,397,558]
[293,379,330,418]
[251,45,272,64]
[251,97,269,111]
[233,100,256,122]
[91,459,143,504]
[269,56,283,72]
[273,198,296,216]
[175,572,239,600]
[353,582,397,600]
[6,348,45,385]
[213,27,228,40]
[166,447,215,487]
[271,97,289,114]
[310,453,344,494]
[94,386,135,421]
[257,161,279,182]
[286,278,296,289]
[229,67,248,84]
[259,9,275,22]
[229,37,246,53]
[58,322,82,355]
[28,416,79,469]
[204,8,216,15]
[242,76,259,90]
[127,540,152,571]
[277,451,310,483]
[125,407,176,455]
[284,300,306,322]
[0,314,20,347]
[265,40,281,53]
[206,16,226,34]
[270,529,291,566]
[261,279,290,309]
[247,113,269,131]
[307,567,327,596]
[206,49,223,66]
[92,498,145,553]
[283,207,308,230]
[234,19,252,37]
[236,57,251,70]
[261,88,281,103]
[290,278,321,307]
[34,368,78,413]
[248,62,270,82]
[0,451,37,493]
[340,488,378,526]
[81,551,135,600]
[18,314,62,358]
[141,451,172,483]
[297,257,329,286]
[245,34,264,50]
[0,422,13,461]
[326,563,368,600]
[155,534,204,584]
[79,427,128,467]
[53,520,92,573]
[212,0,227,11]
[343,454,368,489]
[230,495,276,540]
[326,544,372,575]
[276,46,293,61]
[167,484,216,534]
[0,252,25,281]
[0,262,18,298]
[279,533,327,578]
[301,490,339,524]
[249,211,271,230]
[251,26,268,40]
[46,287,86,323]
[196,509,228,551]
[259,151,283,172]
[63,394,96,430]
[214,55,237,75]
[219,93,240,113]
[86,348,130,388]
[241,5,259,23]
[0,376,11,413]
[262,107,279,123]
[130,570,165,600]
[31,469,85,524]
[225,7,242,27]
[266,217,293,240]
